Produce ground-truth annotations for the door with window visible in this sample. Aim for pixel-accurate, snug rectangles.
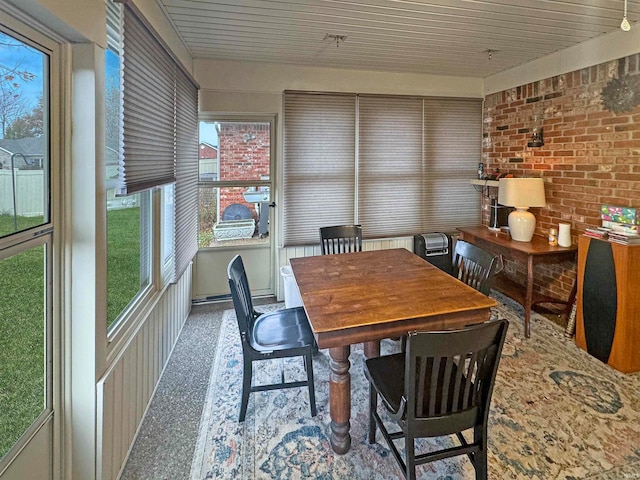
[0,21,56,480]
[194,118,275,299]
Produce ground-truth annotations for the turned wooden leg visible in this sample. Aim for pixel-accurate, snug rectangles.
[364,340,380,359]
[329,346,351,454]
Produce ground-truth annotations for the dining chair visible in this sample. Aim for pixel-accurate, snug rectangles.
[227,255,317,422]
[319,224,363,255]
[452,240,503,296]
[365,319,509,480]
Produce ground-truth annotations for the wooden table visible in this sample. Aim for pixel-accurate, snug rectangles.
[289,248,497,454]
[457,226,577,338]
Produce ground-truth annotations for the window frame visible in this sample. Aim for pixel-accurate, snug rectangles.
[0,17,56,472]
[197,115,276,251]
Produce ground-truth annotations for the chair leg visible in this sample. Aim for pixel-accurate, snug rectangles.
[305,351,317,417]
[473,425,489,480]
[368,385,377,444]
[239,360,252,422]
[405,433,416,480]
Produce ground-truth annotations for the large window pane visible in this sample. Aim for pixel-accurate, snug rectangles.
[198,120,272,249]
[106,191,151,328]
[198,185,269,248]
[0,31,49,238]
[0,246,47,459]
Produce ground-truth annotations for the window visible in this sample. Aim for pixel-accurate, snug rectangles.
[105,0,198,330]
[198,120,273,248]
[0,26,52,464]
[283,92,482,245]
[105,2,151,329]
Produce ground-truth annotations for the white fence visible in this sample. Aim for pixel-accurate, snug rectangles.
[0,169,46,217]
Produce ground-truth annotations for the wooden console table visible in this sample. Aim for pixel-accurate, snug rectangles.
[458,226,577,338]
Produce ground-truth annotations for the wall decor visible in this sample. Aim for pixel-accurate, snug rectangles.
[601,74,640,113]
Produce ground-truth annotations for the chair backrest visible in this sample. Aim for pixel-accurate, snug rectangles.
[451,239,502,295]
[227,255,255,336]
[405,319,508,437]
[319,225,363,255]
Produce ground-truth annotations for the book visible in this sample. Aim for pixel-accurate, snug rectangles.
[608,232,640,244]
[601,205,637,225]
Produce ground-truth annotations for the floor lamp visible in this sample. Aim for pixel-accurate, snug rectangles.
[498,178,546,242]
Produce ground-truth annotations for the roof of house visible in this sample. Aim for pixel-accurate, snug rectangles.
[0,137,44,157]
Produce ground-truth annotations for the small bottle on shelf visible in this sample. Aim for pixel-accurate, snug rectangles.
[477,162,484,179]
[548,228,558,246]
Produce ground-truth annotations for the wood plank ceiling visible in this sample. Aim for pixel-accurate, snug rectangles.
[159,0,639,78]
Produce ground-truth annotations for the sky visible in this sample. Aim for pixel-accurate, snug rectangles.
[200,121,219,146]
[0,31,45,113]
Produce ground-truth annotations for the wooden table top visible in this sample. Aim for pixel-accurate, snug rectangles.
[458,225,577,256]
[290,248,497,348]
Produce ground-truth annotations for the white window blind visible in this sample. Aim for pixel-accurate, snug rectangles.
[283,93,356,246]
[174,67,199,280]
[358,96,423,238]
[422,98,482,231]
[283,92,482,246]
[119,4,176,194]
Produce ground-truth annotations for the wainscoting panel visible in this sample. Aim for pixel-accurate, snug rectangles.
[97,264,192,480]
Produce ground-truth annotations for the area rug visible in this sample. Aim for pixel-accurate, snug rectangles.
[190,293,640,480]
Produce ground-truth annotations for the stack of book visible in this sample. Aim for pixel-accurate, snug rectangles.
[598,205,640,245]
[584,227,608,239]
[608,231,640,245]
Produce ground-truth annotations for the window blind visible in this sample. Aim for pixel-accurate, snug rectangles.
[283,93,356,246]
[174,67,199,280]
[422,98,482,231]
[283,92,482,246]
[358,96,423,238]
[119,5,176,194]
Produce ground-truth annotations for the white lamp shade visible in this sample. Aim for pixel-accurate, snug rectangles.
[498,178,546,242]
[498,178,546,208]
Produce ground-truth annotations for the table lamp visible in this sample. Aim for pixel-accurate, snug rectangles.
[497,178,546,242]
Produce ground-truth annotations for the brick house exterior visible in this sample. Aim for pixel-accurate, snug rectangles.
[218,122,270,224]
[482,52,640,302]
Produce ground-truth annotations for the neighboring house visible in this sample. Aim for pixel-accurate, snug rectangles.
[0,138,44,169]
[199,142,218,181]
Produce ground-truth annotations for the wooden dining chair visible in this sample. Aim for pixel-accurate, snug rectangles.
[365,319,509,480]
[452,240,503,296]
[227,255,317,422]
[319,224,363,255]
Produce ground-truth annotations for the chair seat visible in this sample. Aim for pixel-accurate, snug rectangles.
[365,353,405,413]
[250,306,315,352]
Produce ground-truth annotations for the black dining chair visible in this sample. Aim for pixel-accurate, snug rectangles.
[452,240,503,296]
[227,255,317,422]
[365,319,509,480]
[319,224,363,255]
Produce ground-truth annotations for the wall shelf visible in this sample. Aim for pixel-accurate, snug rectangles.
[470,179,499,187]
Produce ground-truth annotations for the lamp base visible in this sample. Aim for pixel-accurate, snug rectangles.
[508,208,536,242]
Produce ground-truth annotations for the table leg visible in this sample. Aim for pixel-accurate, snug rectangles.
[364,340,380,358]
[329,346,351,454]
[525,255,534,338]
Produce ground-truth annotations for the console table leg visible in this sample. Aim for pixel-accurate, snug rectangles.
[329,346,351,454]
[525,255,534,338]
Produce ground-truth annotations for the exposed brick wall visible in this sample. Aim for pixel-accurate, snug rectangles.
[218,123,270,223]
[482,54,640,302]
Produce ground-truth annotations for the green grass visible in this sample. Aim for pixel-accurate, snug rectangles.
[0,207,141,459]
[107,207,141,327]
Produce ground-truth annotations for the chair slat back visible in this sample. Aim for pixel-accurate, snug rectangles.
[406,320,508,421]
[320,225,363,255]
[227,255,255,335]
[452,240,501,295]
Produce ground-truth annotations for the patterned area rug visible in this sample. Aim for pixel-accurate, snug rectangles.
[190,293,640,479]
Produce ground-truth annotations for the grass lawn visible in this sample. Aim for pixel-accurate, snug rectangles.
[0,207,140,458]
